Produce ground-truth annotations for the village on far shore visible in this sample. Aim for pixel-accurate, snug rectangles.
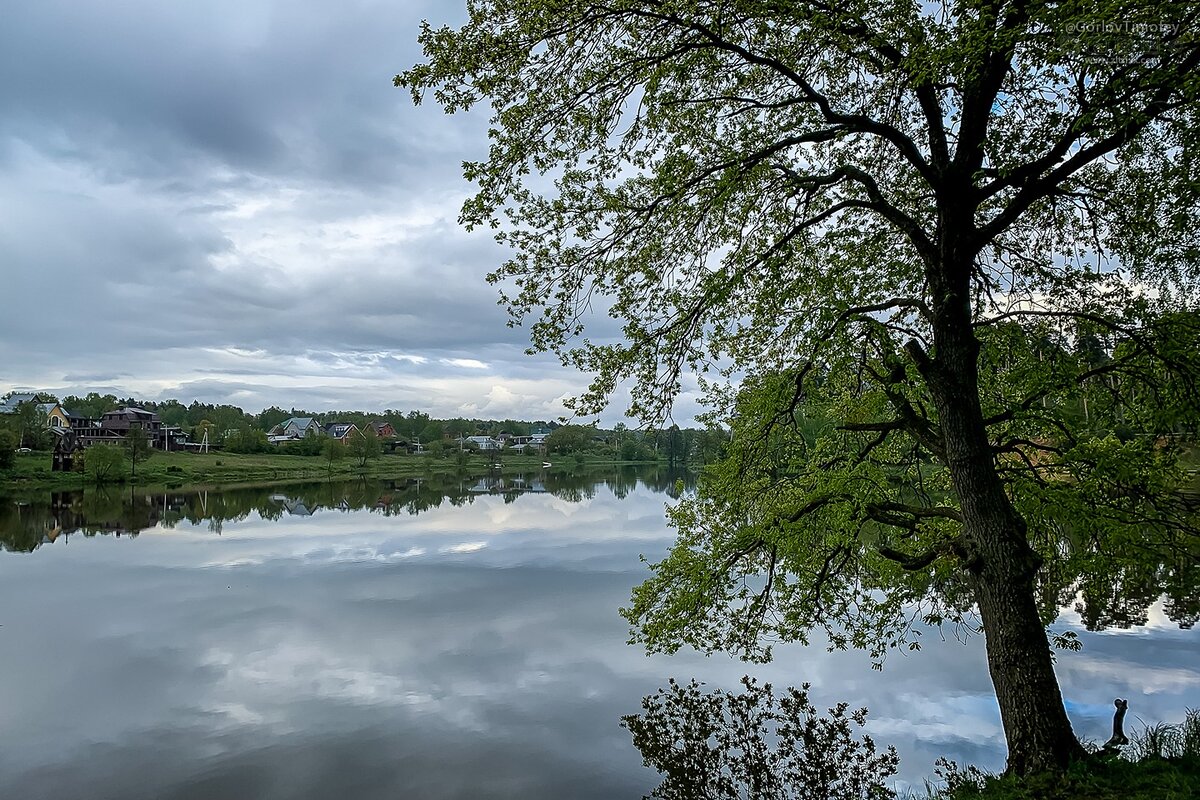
[0,390,729,483]
[0,391,552,460]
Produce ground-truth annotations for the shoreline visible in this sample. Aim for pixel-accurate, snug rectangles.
[1,449,664,499]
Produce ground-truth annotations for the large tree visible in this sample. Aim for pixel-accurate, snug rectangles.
[399,0,1200,774]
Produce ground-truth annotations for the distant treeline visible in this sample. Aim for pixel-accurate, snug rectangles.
[2,391,729,467]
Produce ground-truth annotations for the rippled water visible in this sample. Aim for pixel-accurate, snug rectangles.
[1,469,1196,798]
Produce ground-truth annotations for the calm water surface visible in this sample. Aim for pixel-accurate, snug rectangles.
[1,469,1196,798]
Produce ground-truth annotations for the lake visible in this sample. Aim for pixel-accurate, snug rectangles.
[1,468,1196,798]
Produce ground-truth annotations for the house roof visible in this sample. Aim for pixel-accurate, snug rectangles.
[275,417,318,433]
[0,392,40,412]
[106,407,156,418]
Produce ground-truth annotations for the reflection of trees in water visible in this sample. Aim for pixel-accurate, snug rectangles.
[1051,512,1200,631]
[0,490,162,552]
[0,465,695,553]
[623,676,898,799]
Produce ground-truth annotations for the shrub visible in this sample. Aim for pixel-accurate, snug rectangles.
[0,429,17,470]
[81,445,126,484]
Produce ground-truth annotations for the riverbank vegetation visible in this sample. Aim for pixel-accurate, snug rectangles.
[0,398,730,494]
[623,675,1200,800]
[928,709,1200,800]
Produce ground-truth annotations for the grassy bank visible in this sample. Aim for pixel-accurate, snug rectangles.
[921,709,1200,800]
[0,448,647,496]
[924,756,1200,800]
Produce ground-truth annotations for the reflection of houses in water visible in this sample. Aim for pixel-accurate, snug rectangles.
[267,493,353,516]
[2,492,191,552]
[81,492,188,536]
[467,475,547,495]
[268,494,318,516]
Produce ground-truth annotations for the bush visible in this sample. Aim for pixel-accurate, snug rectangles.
[81,445,126,484]
[0,429,17,470]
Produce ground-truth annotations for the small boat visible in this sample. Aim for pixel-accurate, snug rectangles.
[542,461,552,468]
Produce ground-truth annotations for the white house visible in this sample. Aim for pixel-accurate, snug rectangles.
[267,416,323,443]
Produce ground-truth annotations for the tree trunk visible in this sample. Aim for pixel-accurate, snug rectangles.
[925,266,1087,774]
[972,541,1087,773]
[941,402,1085,772]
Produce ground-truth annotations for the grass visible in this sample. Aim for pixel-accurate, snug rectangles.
[2,449,523,495]
[921,710,1200,800]
[1,447,665,497]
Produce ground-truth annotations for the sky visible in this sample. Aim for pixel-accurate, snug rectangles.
[0,1,700,425]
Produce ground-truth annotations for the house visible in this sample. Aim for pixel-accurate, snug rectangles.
[267,417,323,442]
[368,420,396,438]
[0,392,40,413]
[510,432,550,451]
[98,407,162,435]
[1,395,98,434]
[463,435,502,451]
[76,407,165,449]
[45,405,102,443]
[324,422,359,443]
[0,395,68,427]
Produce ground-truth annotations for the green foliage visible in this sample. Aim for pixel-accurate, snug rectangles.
[225,425,269,454]
[281,429,325,457]
[929,752,1200,800]
[1127,709,1200,762]
[61,392,119,419]
[82,445,126,485]
[257,405,291,432]
[124,428,152,478]
[401,2,1200,772]
[544,424,596,455]
[619,437,649,462]
[12,401,48,449]
[321,436,347,474]
[623,676,898,800]
[0,429,17,470]
[348,425,381,468]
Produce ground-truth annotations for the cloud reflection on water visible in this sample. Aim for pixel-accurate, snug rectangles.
[0,478,1196,798]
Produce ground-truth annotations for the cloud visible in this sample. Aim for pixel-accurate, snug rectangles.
[2,482,1195,796]
[0,0,697,426]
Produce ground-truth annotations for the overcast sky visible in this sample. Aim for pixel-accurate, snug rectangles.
[0,1,701,424]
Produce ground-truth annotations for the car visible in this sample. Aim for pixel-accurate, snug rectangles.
[16,447,33,453]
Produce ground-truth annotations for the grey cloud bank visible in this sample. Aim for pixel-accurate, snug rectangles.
[0,1,666,423]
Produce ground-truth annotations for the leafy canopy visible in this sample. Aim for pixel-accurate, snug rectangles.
[399,0,1200,659]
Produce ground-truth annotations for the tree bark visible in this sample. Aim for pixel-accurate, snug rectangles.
[972,549,1087,774]
[924,258,1087,774]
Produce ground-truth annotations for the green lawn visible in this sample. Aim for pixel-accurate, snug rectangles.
[1,448,561,496]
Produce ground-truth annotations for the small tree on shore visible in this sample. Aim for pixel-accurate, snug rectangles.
[124,428,152,480]
[83,445,126,485]
[321,436,347,476]
[348,426,381,470]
